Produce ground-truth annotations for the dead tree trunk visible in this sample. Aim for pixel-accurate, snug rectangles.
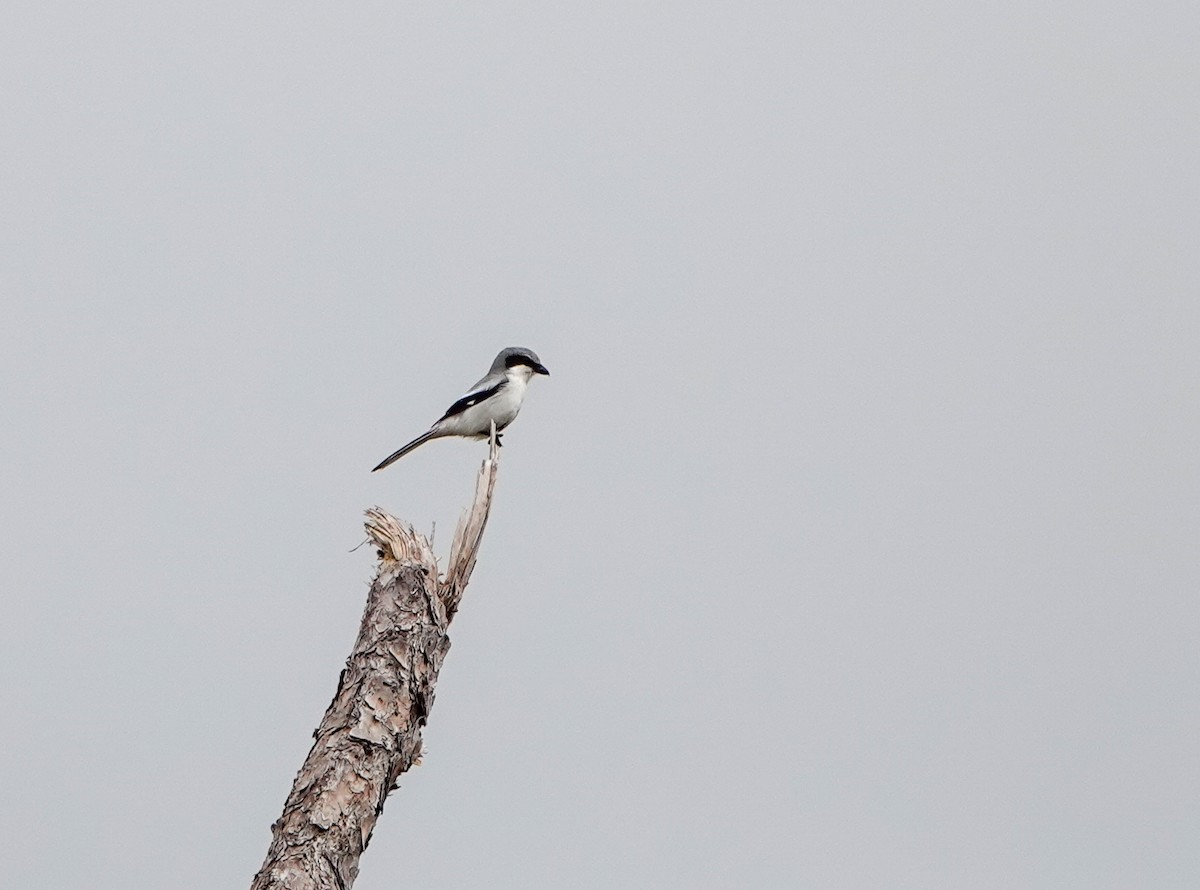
[251,435,500,890]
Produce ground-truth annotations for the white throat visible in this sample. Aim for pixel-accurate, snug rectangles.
[507,365,536,386]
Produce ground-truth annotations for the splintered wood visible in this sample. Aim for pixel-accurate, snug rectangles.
[251,435,500,890]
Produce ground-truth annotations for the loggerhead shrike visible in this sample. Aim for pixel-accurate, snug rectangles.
[371,347,550,471]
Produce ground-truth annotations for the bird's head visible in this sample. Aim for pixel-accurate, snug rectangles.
[495,346,550,377]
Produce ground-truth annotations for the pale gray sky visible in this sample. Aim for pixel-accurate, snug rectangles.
[2,3,1198,888]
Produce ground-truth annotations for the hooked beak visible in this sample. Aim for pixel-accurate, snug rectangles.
[533,362,550,376]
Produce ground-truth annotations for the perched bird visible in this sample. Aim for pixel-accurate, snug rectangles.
[371,347,550,471]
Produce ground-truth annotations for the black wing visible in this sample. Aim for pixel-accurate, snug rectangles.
[438,380,506,421]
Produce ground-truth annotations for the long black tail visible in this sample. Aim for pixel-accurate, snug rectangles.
[371,431,436,472]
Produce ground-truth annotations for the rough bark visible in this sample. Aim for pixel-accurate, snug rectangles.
[251,434,500,890]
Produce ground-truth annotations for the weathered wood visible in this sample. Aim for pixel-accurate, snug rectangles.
[251,435,500,890]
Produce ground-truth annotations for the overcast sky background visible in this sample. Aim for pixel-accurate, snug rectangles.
[2,3,1198,888]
